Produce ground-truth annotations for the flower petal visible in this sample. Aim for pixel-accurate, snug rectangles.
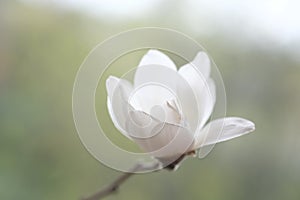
[189,51,211,78]
[178,52,211,90]
[197,78,216,128]
[178,52,215,129]
[134,50,177,89]
[125,110,194,156]
[129,84,185,126]
[134,50,202,131]
[132,64,184,124]
[134,63,178,91]
[125,110,161,139]
[194,117,255,149]
[106,76,133,139]
[146,122,195,159]
[129,83,177,115]
[106,76,132,101]
[138,49,177,71]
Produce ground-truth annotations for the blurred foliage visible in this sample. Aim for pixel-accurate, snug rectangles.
[1,1,300,200]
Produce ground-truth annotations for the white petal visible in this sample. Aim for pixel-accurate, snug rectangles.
[133,50,202,130]
[147,123,195,159]
[106,76,133,139]
[164,99,185,125]
[178,52,211,89]
[106,76,132,101]
[130,84,184,125]
[175,79,199,132]
[106,98,125,134]
[178,52,215,129]
[129,83,177,115]
[133,63,201,130]
[134,50,177,89]
[138,49,177,71]
[125,110,161,139]
[132,64,184,124]
[194,117,255,148]
[125,110,195,159]
[189,51,211,78]
[197,78,216,128]
[134,63,178,90]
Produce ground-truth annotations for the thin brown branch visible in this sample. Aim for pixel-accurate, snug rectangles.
[81,161,161,200]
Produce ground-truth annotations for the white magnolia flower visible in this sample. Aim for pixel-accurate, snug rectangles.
[106,50,255,170]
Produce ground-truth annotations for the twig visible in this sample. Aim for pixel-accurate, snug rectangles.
[81,161,161,200]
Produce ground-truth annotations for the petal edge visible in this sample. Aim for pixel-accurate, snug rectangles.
[194,117,255,148]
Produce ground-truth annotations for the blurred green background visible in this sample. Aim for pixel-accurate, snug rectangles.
[1,0,300,199]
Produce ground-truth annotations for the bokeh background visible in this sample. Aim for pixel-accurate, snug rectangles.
[1,0,300,199]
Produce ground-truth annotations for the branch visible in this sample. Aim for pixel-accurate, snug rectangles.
[81,161,161,200]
